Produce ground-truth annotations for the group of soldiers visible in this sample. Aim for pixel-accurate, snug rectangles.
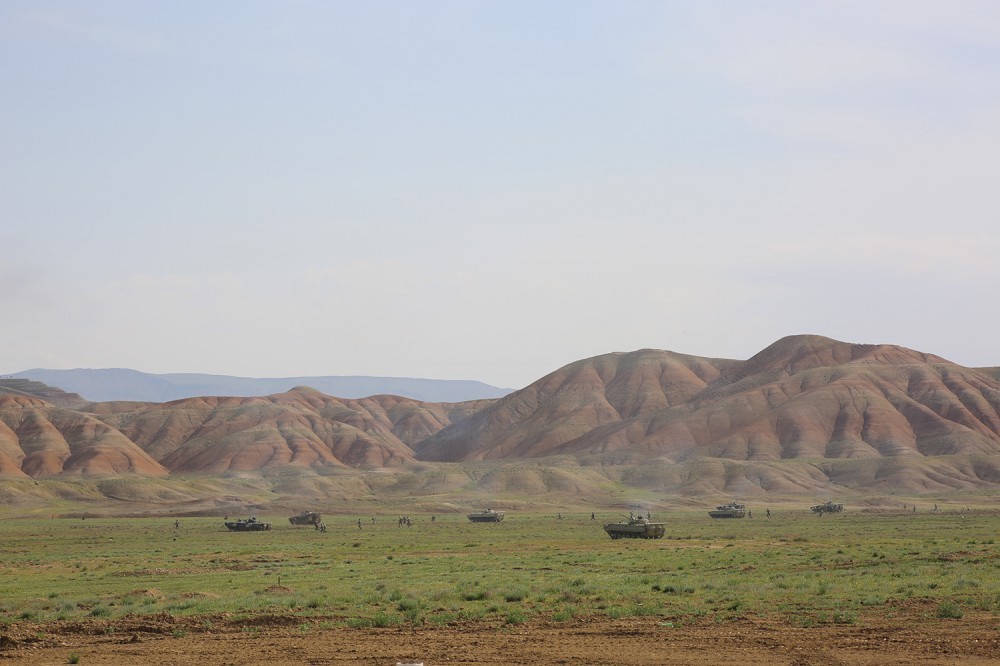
[354,515,418,529]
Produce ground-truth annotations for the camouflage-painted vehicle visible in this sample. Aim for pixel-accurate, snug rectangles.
[708,502,747,519]
[224,516,271,531]
[811,501,844,514]
[289,511,322,527]
[467,508,504,523]
[603,514,665,539]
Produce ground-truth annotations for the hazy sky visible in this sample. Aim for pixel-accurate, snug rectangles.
[3,1,999,389]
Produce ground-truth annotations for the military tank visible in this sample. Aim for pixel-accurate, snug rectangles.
[708,502,747,519]
[467,508,504,523]
[224,516,271,531]
[289,511,322,526]
[603,514,665,539]
[811,501,844,514]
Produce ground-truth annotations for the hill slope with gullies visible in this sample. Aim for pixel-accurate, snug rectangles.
[89,388,491,474]
[2,335,1000,502]
[0,395,168,478]
[0,380,490,476]
[416,335,1000,464]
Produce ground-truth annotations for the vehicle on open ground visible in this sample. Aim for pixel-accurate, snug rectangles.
[224,516,271,531]
[289,511,322,526]
[708,502,747,519]
[467,508,504,523]
[603,514,665,539]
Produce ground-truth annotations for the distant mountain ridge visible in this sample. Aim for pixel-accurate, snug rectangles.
[7,368,512,403]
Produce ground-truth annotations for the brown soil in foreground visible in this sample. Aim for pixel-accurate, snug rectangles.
[1,610,998,665]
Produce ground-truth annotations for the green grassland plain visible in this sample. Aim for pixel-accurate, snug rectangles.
[0,508,997,630]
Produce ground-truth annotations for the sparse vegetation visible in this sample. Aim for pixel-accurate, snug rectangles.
[936,601,964,619]
[0,509,996,631]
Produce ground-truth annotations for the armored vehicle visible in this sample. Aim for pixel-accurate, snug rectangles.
[224,516,271,531]
[603,514,665,539]
[811,501,844,514]
[708,502,747,519]
[289,511,322,526]
[467,508,504,523]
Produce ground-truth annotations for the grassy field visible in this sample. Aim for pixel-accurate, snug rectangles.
[1,508,997,630]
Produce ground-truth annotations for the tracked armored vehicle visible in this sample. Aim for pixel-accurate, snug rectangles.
[224,516,271,531]
[708,502,747,519]
[811,501,844,514]
[289,511,322,526]
[467,508,504,523]
[603,514,665,539]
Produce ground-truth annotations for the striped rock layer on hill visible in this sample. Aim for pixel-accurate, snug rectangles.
[414,335,1000,464]
[89,390,490,473]
[1,336,1000,489]
[0,385,489,476]
[0,395,168,478]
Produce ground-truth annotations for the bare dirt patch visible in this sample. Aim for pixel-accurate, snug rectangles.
[1,610,998,665]
[124,589,164,600]
[180,591,220,599]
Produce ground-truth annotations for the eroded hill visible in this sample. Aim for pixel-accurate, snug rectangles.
[2,335,1000,501]
[0,395,167,478]
[415,335,1000,464]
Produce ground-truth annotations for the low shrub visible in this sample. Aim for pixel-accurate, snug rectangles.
[936,601,963,619]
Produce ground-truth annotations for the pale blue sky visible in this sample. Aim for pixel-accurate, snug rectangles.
[3,1,999,388]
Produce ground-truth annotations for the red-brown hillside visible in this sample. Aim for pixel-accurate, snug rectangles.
[3,335,1000,497]
[97,387,489,474]
[0,395,168,477]
[413,335,1000,467]
[414,348,737,461]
